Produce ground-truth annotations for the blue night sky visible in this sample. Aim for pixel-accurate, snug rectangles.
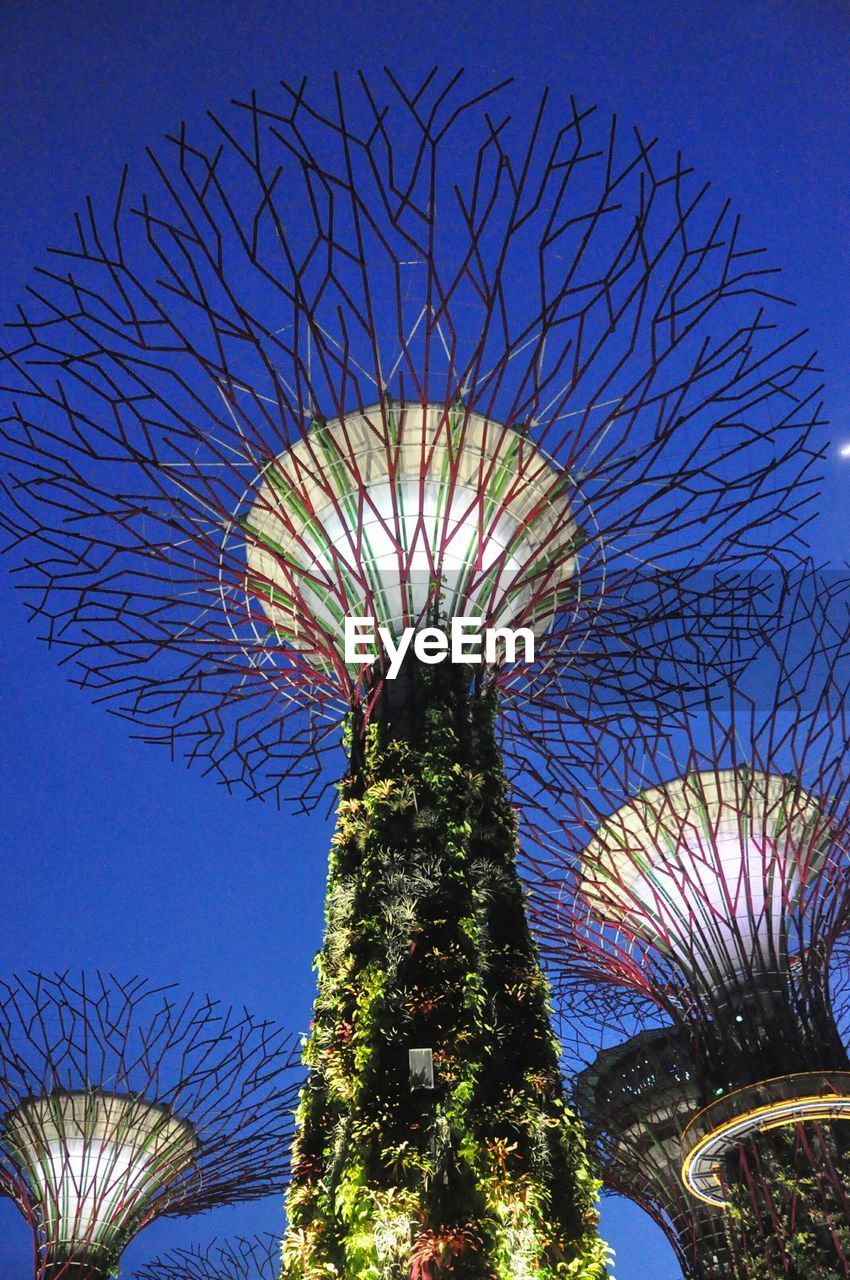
[1,2,849,1276]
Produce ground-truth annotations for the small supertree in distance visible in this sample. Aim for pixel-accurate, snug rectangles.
[135,1234,281,1280]
[571,1024,736,1280]
[0,972,301,1280]
[526,572,850,1278]
[0,71,827,1278]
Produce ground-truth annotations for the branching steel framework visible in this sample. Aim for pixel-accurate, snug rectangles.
[136,1234,281,1280]
[0,70,824,809]
[0,972,301,1280]
[526,575,850,1276]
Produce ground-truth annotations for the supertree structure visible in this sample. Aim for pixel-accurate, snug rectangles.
[568,996,850,1279]
[0,972,301,1280]
[526,575,850,1277]
[566,994,850,1279]
[136,1234,281,1280]
[571,1025,735,1280]
[0,71,828,1278]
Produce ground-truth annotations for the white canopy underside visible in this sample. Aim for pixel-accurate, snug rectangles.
[3,1091,196,1258]
[580,769,830,991]
[242,403,577,661]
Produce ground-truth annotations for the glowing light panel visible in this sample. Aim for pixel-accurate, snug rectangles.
[3,1091,197,1262]
[243,402,578,664]
[580,769,831,993]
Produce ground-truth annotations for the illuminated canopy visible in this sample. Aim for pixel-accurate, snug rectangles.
[579,768,830,994]
[3,1090,197,1264]
[0,974,300,1280]
[242,401,578,665]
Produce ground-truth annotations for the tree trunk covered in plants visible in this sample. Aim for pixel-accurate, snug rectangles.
[281,659,608,1280]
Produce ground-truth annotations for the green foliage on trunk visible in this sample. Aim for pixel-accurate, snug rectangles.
[281,661,610,1280]
[724,1126,850,1280]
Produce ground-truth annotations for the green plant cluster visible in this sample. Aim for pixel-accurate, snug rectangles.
[281,660,610,1280]
[724,1125,850,1280]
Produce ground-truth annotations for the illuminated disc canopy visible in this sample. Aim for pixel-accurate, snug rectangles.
[2,1090,197,1262]
[241,401,578,669]
[579,769,831,992]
